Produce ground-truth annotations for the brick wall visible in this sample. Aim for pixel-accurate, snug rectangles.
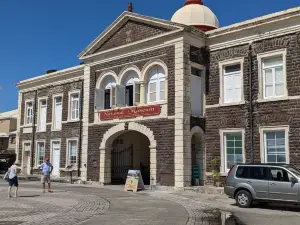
[87,118,175,186]
[89,46,175,124]
[19,80,83,175]
[93,20,172,53]
[205,33,300,177]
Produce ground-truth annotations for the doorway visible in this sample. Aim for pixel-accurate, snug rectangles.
[23,151,31,175]
[51,141,60,177]
[191,131,205,186]
[111,131,150,185]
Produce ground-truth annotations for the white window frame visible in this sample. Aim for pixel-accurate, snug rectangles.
[190,62,206,117]
[147,66,166,104]
[52,94,63,131]
[220,128,245,175]
[257,49,287,101]
[50,139,61,170]
[259,126,290,164]
[68,91,80,121]
[23,141,31,152]
[66,138,79,167]
[37,97,47,132]
[24,100,34,125]
[35,140,46,167]
[219,58,244,105]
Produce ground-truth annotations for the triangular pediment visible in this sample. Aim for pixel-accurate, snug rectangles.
[78,12,184,59]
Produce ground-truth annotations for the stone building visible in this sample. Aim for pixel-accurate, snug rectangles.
[15,0,300,187]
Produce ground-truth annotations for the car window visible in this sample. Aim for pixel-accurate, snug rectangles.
[287,167,300,177]
[236,166,249,178]
[248,167,268,180]
[269,167,291,182]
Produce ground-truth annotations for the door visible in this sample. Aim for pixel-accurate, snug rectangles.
[23,152,30,175]
[268,167,299,202]
[246,166,269,199]
[51,141,60,177]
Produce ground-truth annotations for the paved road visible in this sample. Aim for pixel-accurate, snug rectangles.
[1,180,300,225]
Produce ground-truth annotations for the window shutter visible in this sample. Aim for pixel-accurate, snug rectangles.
[134,82,140,105]
[233,73,242,102]
[116,85,125,107]
[223,75,233,103]
[110,86,116,108]
[40,106,46,132]
[94,88,104,110]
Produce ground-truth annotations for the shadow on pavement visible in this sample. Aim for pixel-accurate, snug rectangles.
[230,202,300,212]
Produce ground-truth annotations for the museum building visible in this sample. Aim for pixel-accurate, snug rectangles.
[15,0,300,187]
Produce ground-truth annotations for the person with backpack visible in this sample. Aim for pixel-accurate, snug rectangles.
[40,157,53,193]
[4,162,19,198]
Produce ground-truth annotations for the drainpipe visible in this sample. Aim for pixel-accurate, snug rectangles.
[78,80,84,178]
[30,89,38,174]
[248,43,254,163]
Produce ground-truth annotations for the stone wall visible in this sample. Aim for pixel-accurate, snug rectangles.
[87,118,175,186]
[205,33,300,181]
[19,80,83,175]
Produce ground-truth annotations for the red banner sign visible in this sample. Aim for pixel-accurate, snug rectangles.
[100,105,161,121]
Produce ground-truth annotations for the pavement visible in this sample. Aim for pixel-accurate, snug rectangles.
[0,180,300,225]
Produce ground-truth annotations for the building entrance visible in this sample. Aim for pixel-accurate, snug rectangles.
[111,131,150,185]
[191,127,205,186]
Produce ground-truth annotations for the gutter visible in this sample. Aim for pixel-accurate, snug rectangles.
[30,90,38,174]
[248,43,254,163]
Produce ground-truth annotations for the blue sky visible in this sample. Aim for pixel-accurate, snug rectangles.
[0,0,299,112]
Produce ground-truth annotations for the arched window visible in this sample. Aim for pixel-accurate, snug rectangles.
[95,74,116,110]
[147,65,165,103]
[121,70,140,106]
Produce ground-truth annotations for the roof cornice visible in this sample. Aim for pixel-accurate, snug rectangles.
[16,65,84,90]
[207,6,300,37]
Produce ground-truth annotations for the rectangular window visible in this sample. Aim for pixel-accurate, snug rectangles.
[224,132,243,172]
[25,101,33,125]
[67,140,77,165]
[262,56,284,99]
[264,130,287,164]
[53,96,62,130]
[69,93,79,120]
[223,64,242,103]
[24,142,31,152]
[36,142,45,166]
[38,99,47,132]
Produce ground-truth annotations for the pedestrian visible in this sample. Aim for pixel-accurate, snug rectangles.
[6,162,19,198]
[40,157,53,193]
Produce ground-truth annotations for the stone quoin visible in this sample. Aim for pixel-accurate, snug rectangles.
[15,1,300,187]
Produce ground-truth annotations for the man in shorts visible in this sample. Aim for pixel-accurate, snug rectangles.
[40,157,53,193]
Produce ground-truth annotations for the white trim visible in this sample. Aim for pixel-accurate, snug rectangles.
[21,140,32,175]
[78,12,184,58]
[50,139,61,176]
[259,125,290,164]
[16,65,84,90]
[37,97,47,133]
[118,66,142,85]
[19,77,83,93]
[257,49,287,101]
[96,70,118,89]
[219,128,246,173]
[66,138,79,167]
[24,99,34,126]
[219,58,245,105]
[68,90,81,121]
[35,140,46,167]
[51,94,63,131]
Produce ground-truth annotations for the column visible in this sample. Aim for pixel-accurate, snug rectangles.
[174,40,192,188]
[99,146,112,185]
[140,81,146,105]
[80,65,90,181]
[16,91,22,165]
[149,145,157,185]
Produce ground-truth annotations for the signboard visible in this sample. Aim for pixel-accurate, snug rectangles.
[100,105,160,121]
[124,170,145,192]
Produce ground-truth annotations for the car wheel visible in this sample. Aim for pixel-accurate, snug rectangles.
[235,190,252,208]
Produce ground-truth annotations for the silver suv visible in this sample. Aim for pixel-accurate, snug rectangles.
[224,164,300,208]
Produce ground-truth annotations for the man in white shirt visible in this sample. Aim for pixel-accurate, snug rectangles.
[7,162,19,198]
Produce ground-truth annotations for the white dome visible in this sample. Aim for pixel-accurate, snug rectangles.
[171,4,219,30]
